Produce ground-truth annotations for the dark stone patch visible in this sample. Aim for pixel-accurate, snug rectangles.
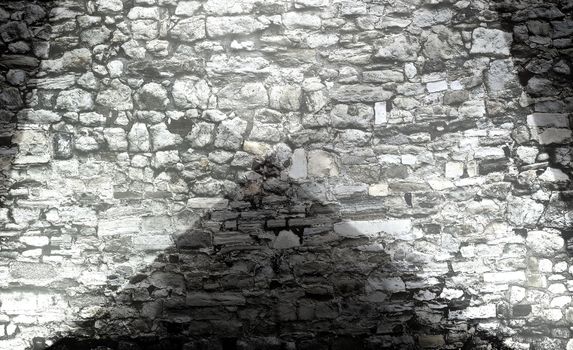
[512,304,532,317]
[53,132,73,159]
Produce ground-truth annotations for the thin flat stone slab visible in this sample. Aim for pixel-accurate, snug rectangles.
[526,113,570,128]
[330,84,393,103]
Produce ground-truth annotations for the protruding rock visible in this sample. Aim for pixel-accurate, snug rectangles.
[218,82,268,110]
[13,130,50,164]
[375,34,420,61]
[172,78,210,109]
[269,85,302,111]
[308,150,338,177]
[214,117,248,150]
[150,123,182,150]
[374,101,387,124]
[128,123,150,152]
[170,17,206,42]
[187,122,215,148]
[204,0,256,14]
[282,12,321,29]
[95,0,123,12]
[206,16,267,37]
[330,85,392,103]
[136,82,169,110]
[273,230,300,249]
[527,230,565,256]
[53,133,73,159]
[289,149,307,179]
[104,128,128,151]
[470,27,512,56]
[55,89,93,111]
[96,79,133,110]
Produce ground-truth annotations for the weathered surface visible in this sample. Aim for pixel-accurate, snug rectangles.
[1,0,572,349]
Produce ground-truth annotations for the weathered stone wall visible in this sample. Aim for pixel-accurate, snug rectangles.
[1,0,572,349]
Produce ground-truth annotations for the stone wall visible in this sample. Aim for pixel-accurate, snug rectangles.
[0,0,572,349]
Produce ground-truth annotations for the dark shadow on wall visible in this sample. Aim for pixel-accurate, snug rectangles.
[492,0,573,251]
[44,151,512,350]
[5,0,571,349]
[0,0,49,202]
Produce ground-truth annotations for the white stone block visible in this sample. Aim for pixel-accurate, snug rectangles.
[526,230,564,256]
[334,219,412,239]
[526,113,569,128]
[449,304,496,320]
[426,80,448,92]
[374,101,387,124]
[483,271,526,284]
[308,150,338,177]
[289,148,307,179]
[445,162,464,178]
[187,197,229,209]
[539,168,569,182]
[368,183,389,197]
[470,27,512,56]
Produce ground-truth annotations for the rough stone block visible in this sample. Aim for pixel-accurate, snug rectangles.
[483,271,526,284]
[526,230,564,256]
[288,148,307,179]
[186,292,246,306]
[170,17,206,42]
[98,217,140,236]
[470,28,512,56]
[9,262,57,281]
[375,34,420,61]
[206,16,267,37]
[307,150,338,177]
[333,219,413,239]
[449,304,496,320]
[330,85,393,103]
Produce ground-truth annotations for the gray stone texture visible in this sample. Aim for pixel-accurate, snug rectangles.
[1,0,572,349]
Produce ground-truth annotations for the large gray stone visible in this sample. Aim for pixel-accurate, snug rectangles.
[131,20,159,40]
[103,128,128,151]
[273,230,301,249]
[288,148,307,179]
[470,28,512,56]
[170,17,206,42]
[333,219,413,239]
[186,122,215,148]
[127,6,160,19]
[80,26,111,47]
[283,12,321,29]
[330,85,393,103]
[128,123,151,152]
[307,150,338,177]
[95,0,123,12]
[13,130,51,165]
[486,59,520,96]
[55,89,93,111]
[9,262,56,280]
[136,82,169,110]
[172,78,210,109]
[526,230,564,256]
[204,0,256,14]
[375,34,420,61]
[269,85,302,111]
[96,79,133,110]
[214,117,248,150]
[150,123,183,150]
[206,16,267,37]
[218,82,268,110]
[186,292,246,306]
[507,197,544,226]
